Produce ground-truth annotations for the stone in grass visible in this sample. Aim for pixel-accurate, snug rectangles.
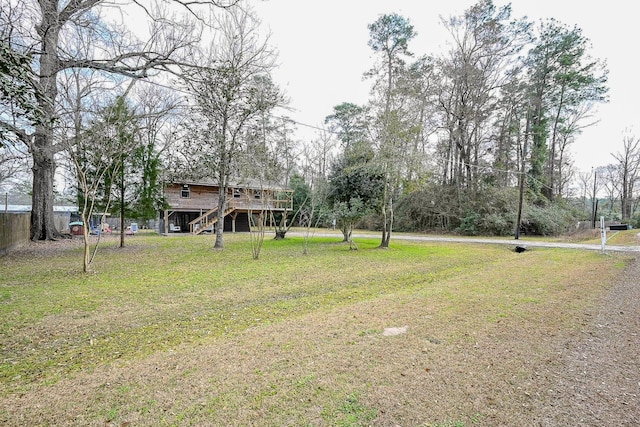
[383,326,408,336]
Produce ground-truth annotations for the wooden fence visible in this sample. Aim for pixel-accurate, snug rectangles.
[0,212,72,256]
[0,212,30,256]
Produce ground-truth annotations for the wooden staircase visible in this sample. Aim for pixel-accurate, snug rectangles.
[189,206,237,235]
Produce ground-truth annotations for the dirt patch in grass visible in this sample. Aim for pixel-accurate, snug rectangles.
[1,236,638,426]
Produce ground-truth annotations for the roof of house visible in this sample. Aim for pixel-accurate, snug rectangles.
[169,177,292,192]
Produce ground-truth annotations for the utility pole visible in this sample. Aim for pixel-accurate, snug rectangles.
[591,169,598,228]
[515,124,531,240]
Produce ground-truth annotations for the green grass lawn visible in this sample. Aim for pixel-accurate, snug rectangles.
[0,232,634,426]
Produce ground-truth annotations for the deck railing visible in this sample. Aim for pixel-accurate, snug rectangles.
[186,192,294,234]
[228,192,293,211]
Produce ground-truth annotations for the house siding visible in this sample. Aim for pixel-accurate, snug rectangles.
[165,184,220,211]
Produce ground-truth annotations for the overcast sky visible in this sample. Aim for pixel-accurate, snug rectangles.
[251,0,637,173]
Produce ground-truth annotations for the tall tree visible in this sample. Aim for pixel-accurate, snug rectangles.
[0,0,232,241]
[273,117,298,189]
[242,85,294,243]
[102,96,139,248]
[526,19,608,201]
[180,5,282,249]
[395,55,438,189]
[126,85,178,225]
[490,74,529,189]
[366,13,416,248]
[56,63,109,219]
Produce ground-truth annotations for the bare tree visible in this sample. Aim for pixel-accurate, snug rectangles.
[612,132,640,222]
[577,170,594,215]
[0,0,232,241]
[554,104,598,198]
[438,0,529,190]
[598,164,618,214]
[179,5,282,249]
[248,209,267,260]
[66,102,125,272]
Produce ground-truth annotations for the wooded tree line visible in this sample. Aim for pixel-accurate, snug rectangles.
[318,0,638,242]
[1,0,638,251]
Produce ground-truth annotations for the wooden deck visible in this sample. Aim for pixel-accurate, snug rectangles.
[163,183,293,234]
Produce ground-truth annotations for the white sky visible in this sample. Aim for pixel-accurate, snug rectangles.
[251,0,638,173]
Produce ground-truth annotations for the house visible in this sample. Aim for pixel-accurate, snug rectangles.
[161,179,293,234]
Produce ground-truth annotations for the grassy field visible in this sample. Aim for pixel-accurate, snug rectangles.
[0,231,635,426]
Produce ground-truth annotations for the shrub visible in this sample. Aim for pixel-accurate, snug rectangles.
[386,184,577,237]
[394,186,459,232]
[456,211,481,236]
[521,203,577,236]
[479,212,516,236]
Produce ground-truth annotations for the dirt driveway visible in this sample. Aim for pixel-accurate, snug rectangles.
[531,254,640,425]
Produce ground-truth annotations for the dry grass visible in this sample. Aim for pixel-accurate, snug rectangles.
[563,228,640,246]
[604,229,640,246]
[0,232,633,426]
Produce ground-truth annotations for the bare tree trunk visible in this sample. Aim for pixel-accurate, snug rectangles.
[120,165,125,248]
[30,138,60,240]
[214,188,226,249]
[81,213,90,273]
[248,210,265,260]
[274,212,288,239]
[378,47,397,249]
[379,179,393,248]
[340,223,350,242]
[30,3,62,240]
[547,83,567,201]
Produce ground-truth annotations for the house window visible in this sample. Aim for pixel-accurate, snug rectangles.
[233,188,241,198]
[181,184,190,198]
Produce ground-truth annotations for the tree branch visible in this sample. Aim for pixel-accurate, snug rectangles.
[0,119,30,145]
[59,0,103,25]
